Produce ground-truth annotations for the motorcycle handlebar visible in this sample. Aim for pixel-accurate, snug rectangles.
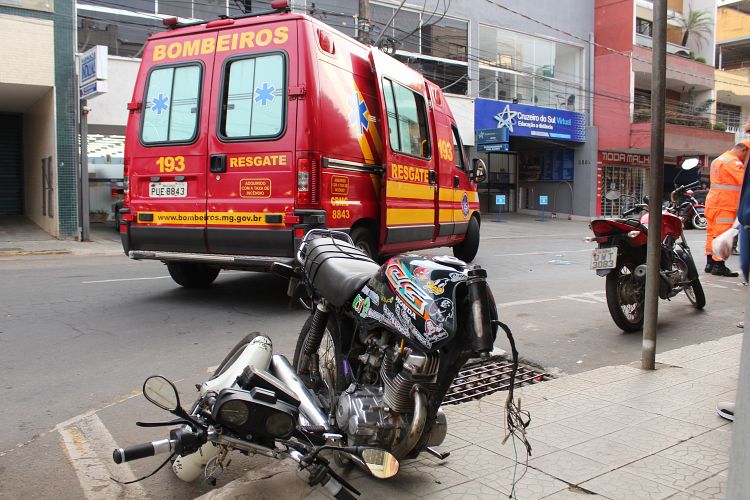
[112,438,176,464]
[674,180,701,194]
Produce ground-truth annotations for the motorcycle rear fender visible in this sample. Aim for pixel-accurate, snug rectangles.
[674,246,699,281]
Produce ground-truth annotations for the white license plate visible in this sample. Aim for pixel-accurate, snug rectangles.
[149,182,187,198]
[591,247,617,270]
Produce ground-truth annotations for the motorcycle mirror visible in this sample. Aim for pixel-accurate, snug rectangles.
[360,448,400,479]
[604,190,621,201]
[643,195,650,204]
[143,376,181,412]
[681,158,700,170]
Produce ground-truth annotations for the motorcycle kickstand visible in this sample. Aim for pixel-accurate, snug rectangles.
[425,447,450,460]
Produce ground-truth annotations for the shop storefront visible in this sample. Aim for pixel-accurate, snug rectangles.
[473,98,587,215]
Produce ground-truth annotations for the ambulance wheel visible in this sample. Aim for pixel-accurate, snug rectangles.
[167,262,220,288]
[453,217,480,262]
[351,227,377,260]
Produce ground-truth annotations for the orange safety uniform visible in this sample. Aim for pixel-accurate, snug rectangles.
[705,150,746,260]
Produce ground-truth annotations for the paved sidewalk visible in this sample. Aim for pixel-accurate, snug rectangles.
[202,334,741,500]
[0,217,122,257]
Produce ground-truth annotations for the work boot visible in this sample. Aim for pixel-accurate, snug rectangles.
[705,256,714,273]
[717,401,735,422]
[711,261,739,277]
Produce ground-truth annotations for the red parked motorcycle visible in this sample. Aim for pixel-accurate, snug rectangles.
[588,180,706,332]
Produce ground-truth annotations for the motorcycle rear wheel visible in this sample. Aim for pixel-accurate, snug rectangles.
[293,314,346,412]
[605,261,645,332]
[691,213,707,230]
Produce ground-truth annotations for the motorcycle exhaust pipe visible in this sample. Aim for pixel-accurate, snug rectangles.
[389,386,427,459]
[270,354,330,430]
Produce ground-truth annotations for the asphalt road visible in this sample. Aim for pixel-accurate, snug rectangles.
[0,217,744,499]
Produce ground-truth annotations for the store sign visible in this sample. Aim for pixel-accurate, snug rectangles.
[79,45,108,100]
[476,128,508,144]
[477,143,509,153]
[474,98,586,143]
[496,195,506,205]
[598,151,651,166]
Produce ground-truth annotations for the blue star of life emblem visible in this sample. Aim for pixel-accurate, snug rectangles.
[494,104,519,133]
[348,92,370,136]
[150,93,169,115]
[254,83,276,106]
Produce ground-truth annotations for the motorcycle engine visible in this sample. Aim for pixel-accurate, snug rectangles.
[335,345,445,449]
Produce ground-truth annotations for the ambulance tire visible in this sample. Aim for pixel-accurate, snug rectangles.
[167,262,220,288]
[351,227,377,260]
[453,217,480,262]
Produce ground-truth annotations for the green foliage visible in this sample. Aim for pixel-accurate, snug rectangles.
[672,7,713,49]
[713,121,727,131]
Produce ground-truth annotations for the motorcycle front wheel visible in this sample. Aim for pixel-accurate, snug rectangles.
[684,278,706,309]
[605,260,645,332]
[691,213,707,230]
[293,314,346,412]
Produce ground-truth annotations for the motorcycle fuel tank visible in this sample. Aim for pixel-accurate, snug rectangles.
[350,255,469,352]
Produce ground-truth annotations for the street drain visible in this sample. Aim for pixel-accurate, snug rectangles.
[443,357,550,405]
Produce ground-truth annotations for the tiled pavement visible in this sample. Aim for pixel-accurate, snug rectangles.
[204,334,742,500]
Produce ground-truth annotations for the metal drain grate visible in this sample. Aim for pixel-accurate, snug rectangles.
[443,357,549,405]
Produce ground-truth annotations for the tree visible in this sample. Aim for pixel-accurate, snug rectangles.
[673,7,713,49]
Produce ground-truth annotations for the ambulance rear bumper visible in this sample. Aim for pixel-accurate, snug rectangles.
[128,250,293,271]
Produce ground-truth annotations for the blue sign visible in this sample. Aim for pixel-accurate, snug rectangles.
[539,195,549,206]
[476,128,508,144]
[477,143,509,153]
[496,195,506,205]
[474,98,586,143]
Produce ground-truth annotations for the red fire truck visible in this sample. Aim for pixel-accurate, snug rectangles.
[119,1,486,287]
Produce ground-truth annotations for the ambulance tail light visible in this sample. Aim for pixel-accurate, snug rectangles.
[123,156,131,204]
[296,154,320,208]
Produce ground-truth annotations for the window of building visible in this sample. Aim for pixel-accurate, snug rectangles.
[370,3,468,95]
[478,25,584,112]
[716,102,741,130]
[220,54,285,140]
[383,78,431,159]
[77,1,245,58]
[141,64,202,144]
[636,18,653,37]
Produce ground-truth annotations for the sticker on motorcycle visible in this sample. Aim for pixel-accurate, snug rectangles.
[428,298,454,323]
[385,263,431,318]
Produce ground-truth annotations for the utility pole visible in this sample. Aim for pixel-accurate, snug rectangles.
[358,0,370,44]
[79,101,91,242]
[642,0,666,370]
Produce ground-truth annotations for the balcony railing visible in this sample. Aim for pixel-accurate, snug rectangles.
[636,33,692,57]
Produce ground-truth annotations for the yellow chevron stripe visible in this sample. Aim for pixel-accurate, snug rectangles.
[386,208,434,225]
[386,180,434,200]
[319,62,375,163]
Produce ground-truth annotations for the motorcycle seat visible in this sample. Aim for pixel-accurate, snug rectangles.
[303,237,380,307]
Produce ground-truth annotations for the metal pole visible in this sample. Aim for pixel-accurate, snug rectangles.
[358,0,370,44]
[642,0,667,370]
[79,100,90,241]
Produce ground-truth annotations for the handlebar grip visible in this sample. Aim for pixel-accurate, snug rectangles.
[112,438,175,464]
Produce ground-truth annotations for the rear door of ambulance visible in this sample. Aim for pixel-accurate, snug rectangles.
[368,49,438,255]
[127,31,216,252]
[205,20,297,256]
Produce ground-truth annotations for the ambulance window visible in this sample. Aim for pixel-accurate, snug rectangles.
[451,125,466,170]
[383,78,431,159]
[220,54,285,140]
[141,64,201,144]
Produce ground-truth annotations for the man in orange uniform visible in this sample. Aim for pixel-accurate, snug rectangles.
[704,141,750,276]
